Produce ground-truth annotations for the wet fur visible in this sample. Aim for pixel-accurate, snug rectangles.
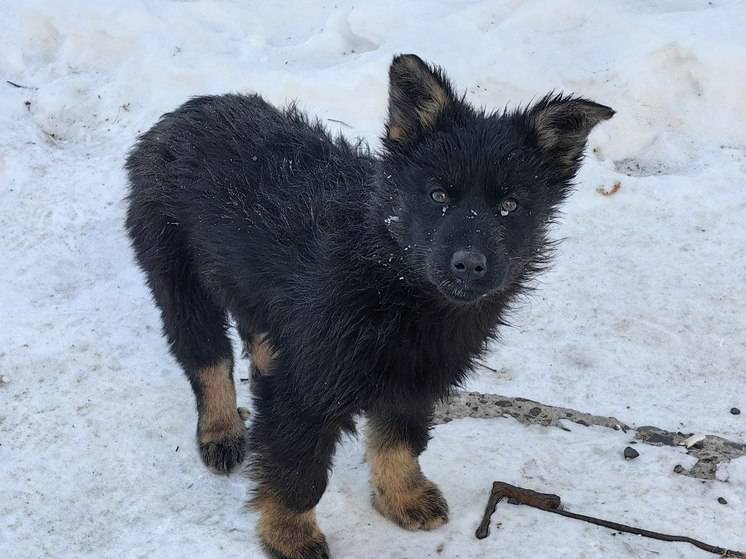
[125,54,613,557]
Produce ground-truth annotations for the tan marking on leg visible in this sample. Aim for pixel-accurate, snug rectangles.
[249,334,277,376]
[367,436,449,531]
[388,125,406,140]
[253,493,327,559]
[197,360,243,444]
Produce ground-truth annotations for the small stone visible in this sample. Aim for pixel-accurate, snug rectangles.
[0,375,9,384]
[731,407,741,415]
[673,464,685,474]
[624,447,639,460]
[717,497,728,505]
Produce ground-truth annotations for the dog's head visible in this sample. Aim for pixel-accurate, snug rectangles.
[376,54,613,304]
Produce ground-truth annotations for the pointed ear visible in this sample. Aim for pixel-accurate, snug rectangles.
[386,54,457,145]
[527,94,615,175]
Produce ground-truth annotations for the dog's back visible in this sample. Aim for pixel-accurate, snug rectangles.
[126,93,371,257]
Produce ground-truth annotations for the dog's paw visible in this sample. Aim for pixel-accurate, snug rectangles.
[256,495,330,559]
[374,478,449,531]
[261,537,330,559]
[197,416,247,474]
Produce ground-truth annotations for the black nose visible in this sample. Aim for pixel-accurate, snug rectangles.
[450,249,487,280]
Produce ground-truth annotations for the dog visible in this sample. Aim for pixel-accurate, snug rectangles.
[125,54,613,558]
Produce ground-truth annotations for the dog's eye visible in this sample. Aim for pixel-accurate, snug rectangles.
[499,198,518,216]
[430,190,448,204]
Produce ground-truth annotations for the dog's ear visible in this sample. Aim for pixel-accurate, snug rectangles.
[527,94,614,176]
[386,54,457,145]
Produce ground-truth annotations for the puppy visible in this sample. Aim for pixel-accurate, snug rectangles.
[125,54,613,558]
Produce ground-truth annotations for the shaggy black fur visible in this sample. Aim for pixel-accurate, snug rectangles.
[125,54,613,558]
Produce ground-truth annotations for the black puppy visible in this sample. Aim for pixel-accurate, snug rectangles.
[125,54,613,558]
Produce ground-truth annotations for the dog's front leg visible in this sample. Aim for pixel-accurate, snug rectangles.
[366,403,449,531]
[249,382,346,559]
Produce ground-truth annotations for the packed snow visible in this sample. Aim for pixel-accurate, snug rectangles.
[1,1,744,558]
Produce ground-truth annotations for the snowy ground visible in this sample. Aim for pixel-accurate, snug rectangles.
[1,1,745,558]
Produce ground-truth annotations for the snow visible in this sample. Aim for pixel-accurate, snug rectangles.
[1,1,745,558]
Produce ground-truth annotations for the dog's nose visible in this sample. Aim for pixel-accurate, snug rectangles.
[451,249,487,280]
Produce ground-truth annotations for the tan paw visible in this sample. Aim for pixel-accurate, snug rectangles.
[254,494,330,559]
[374,477,449,531]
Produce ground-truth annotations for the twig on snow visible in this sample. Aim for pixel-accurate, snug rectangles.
[474,359,499,373]
[6,80,37,90]
[327,118,353,128]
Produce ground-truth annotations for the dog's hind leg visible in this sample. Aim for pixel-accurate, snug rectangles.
[366,403,449,531]
[127,210,246,474]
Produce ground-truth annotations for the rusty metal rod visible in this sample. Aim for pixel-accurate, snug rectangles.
[476,481,745,558]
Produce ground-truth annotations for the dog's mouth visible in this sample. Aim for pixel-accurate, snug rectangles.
[426,262,507,305]
[437,281,485,305]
